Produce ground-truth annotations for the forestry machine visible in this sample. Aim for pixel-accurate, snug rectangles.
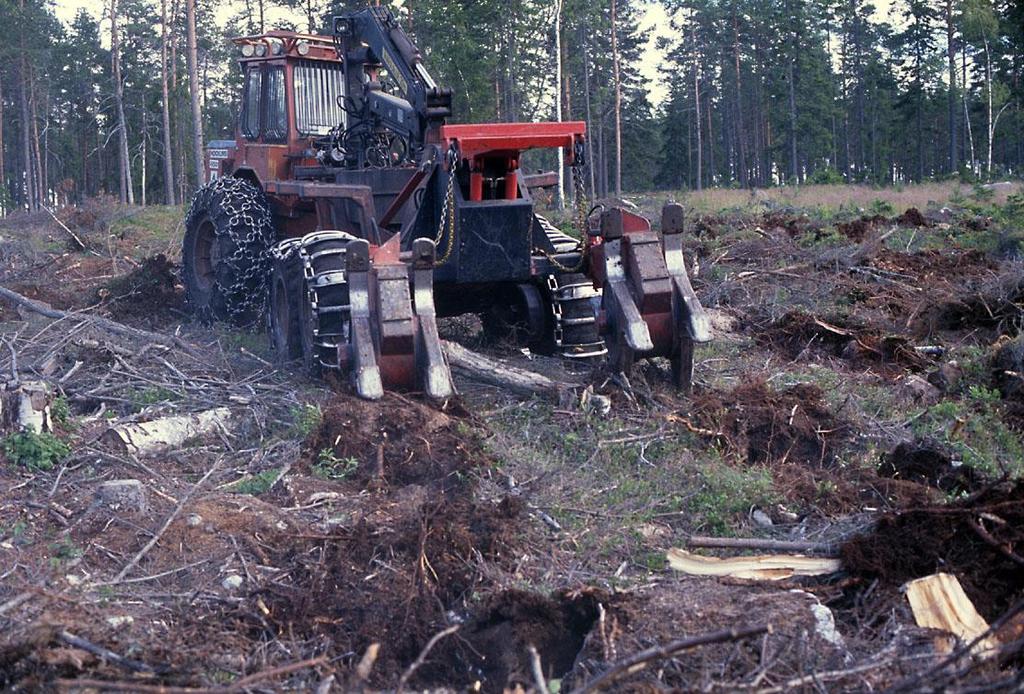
[182,7,711,400]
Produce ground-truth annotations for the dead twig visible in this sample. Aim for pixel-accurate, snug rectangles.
[396,624,460,693]
[570,624,772,694]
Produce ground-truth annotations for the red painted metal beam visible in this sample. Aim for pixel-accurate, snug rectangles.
[441,121,586,162]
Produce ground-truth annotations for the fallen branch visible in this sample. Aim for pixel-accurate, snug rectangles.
[0,284,198,356]
[108,459,221,584]
[58,630,157,673]
[570,624,771,693]
[528,644,550,694]
[41,204,95,255]
[686,535,838,557]
[442,340,574,398]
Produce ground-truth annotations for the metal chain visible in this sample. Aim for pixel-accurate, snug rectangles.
[572,140,589,238]
[433,145,459,267]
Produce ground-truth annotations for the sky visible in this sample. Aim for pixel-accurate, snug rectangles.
[53,0,900,109]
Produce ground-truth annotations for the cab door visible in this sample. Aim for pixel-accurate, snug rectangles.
[236,62,290,183]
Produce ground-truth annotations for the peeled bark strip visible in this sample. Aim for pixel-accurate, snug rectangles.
[666,548,841,581]
[102,407,231,456]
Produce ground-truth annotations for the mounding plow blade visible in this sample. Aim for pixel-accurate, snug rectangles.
[340,234,454,401]
[590,202,711,391]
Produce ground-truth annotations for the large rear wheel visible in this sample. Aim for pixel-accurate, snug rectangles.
[182,177,276,325]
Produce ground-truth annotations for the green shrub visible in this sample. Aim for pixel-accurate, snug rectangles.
[313,449,359,480]
[2,430,70,471]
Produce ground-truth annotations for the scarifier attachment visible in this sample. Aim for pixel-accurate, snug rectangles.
[340,234,454,400]
[591,202,711,391]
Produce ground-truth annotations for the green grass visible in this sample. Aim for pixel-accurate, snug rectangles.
[227,468,283,495]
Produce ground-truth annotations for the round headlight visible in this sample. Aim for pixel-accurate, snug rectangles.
[296,40,310,56]
[255,42,267,57]
[241,43,255,57]
[270,39,283,55]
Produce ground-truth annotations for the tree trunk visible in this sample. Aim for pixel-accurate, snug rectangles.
[0,71,5,211]
[161,0,176,205]
[945,0,957,173]
[554,0,564,209]
[111,0,135,205]
[19,62,35,210]
[186,0,205,191]
[732,5,747,188]
[787,56,798,183]
[610,0,622,196]
[692,22,702,191]
[582,25,596,199]
[984,38,993,177]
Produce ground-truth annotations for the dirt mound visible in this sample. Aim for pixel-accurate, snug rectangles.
[756,311,928,372]
[258,495,528,690]
[877,440,980,493]
[837,214,887,241]
[841,482,1024,620]
[896,207,929,227]
[690,381,847,467]
[303,394,482,491]
[99,254,183,321]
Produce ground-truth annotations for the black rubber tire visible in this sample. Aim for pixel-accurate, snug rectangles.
[268,251,304,362]
[299,234,353,374]
[533,273,603,357]
[182,177,276,325]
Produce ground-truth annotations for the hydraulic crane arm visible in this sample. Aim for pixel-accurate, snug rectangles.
[333,7,451,163]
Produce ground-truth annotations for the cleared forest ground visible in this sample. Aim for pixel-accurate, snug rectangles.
[1,182,1023,692]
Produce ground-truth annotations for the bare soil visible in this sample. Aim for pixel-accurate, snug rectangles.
[2,195,1024,691]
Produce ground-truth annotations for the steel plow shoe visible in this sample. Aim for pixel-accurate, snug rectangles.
[593,203,712,391]
[340,235,454,400]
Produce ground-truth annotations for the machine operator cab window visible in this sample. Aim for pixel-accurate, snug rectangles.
[240,65,285,142]
[239,56,345,141]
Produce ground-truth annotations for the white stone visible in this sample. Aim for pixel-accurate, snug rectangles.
[222,574,244,591]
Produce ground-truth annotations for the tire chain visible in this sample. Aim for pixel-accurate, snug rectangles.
[270,231,356,369]
[185,177,277,324]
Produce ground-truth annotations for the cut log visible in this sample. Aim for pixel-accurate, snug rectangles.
[666,548,841,581]
[101,407,231,456]
[441,340,575,398]
[1,380,52,433]
[904,573,998,657]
